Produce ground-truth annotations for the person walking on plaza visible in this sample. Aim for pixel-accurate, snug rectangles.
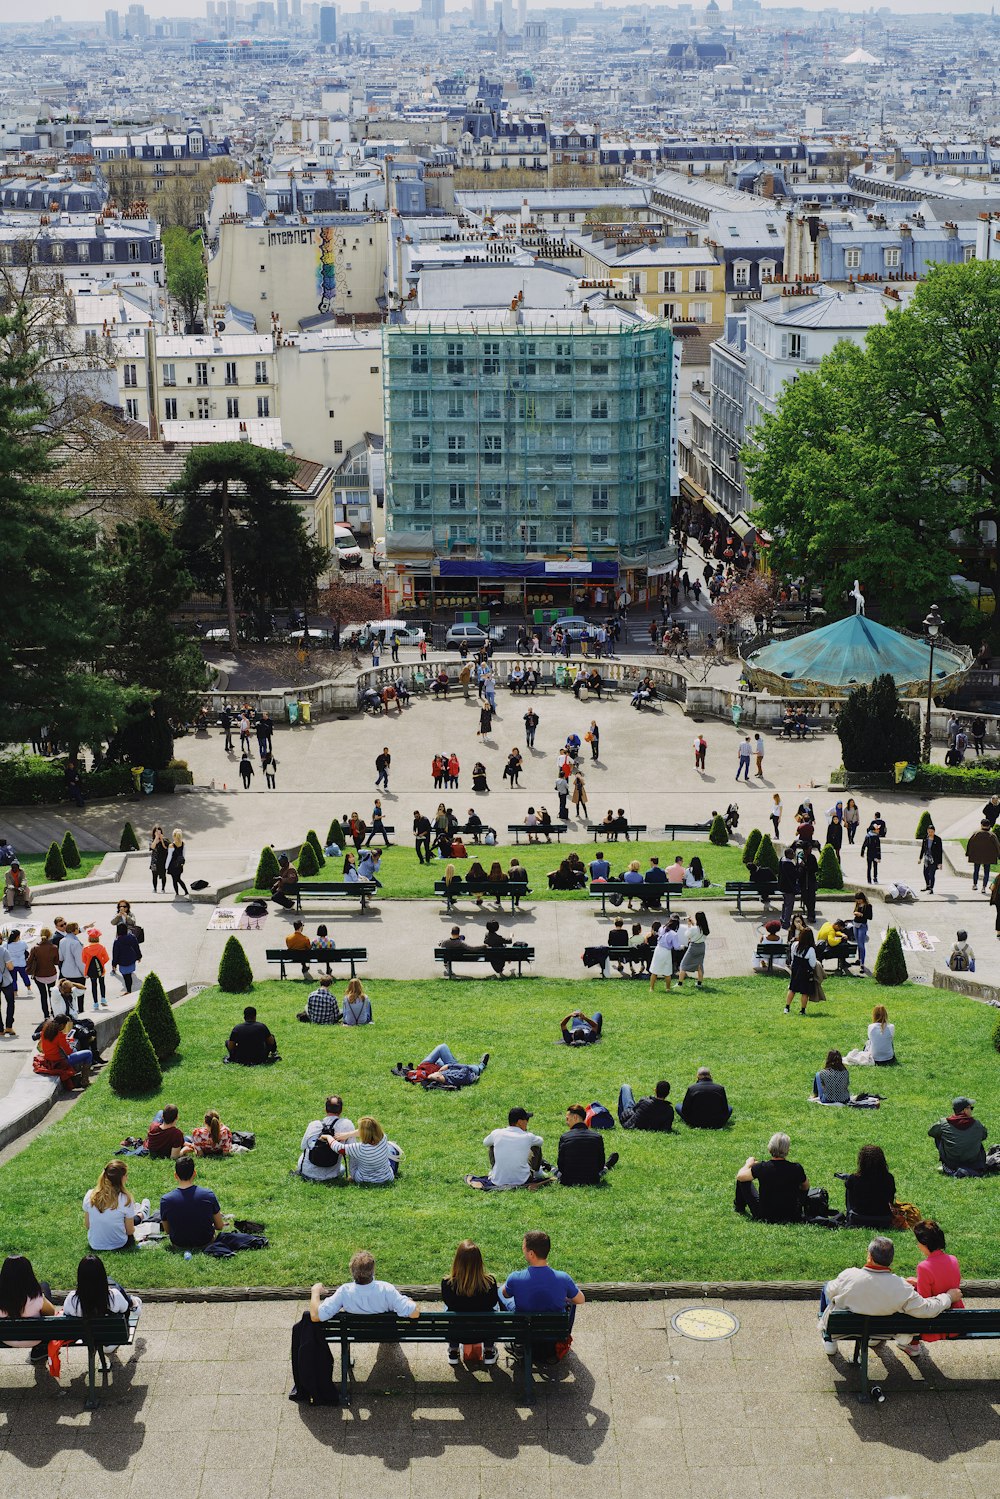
[375,747,390,791]
[861,823,882,885]
[167,830,189,898]
[238,752,254,790]
[919,824,943,894]
[571,773,588,821]
[753,733,765,778]
[413,811,432,866]
[736,737,752,782]
[770,795,782,840]
[262,749,277,789]
[588,721,600,761]
[556,778,569,821]
[149,825,168,893]
[220,707,233,752]
[967,819,1000,893]
[693,734,707,771]
[524,708,539,749]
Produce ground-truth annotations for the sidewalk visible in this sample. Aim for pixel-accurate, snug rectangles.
[3,1296,998,1498]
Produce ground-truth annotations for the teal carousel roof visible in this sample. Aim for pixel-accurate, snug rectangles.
[743,613,972,699]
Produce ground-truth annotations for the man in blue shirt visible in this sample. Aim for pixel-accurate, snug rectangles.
[643,856,668,909]
[589,853,610,880]
[502,1230,585,1330]
[159,1158,224,1249]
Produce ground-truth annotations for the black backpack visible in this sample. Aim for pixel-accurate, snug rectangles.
[307,1119,340,1169]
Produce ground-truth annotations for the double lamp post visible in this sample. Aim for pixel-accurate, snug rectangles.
[922,603,942,764]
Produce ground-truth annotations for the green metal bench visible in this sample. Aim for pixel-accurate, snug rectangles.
[0,1309,138,1408]
[826,1307,1000,1402]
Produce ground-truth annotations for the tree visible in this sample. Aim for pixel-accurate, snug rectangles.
[163,227,207,332]
[297,841,319,877]
[326,818,345,850]
[135,972,180,1061]
[305,830,325,868]
[836,675,921,773]
[218,935,253,993]
[817,843,844,891]
[101,520,207,769]
[60,830,81,869]
[755,833,779,875]
[43,841,67,881]
[712,574,780,642]
[173,444,326,650]
[0,313,142,749]
[744,263,1000,626]
[742,828,763,867]
[108,1012,163,1096]
[255,845,280,890]
[709,814,729,846]
[120,821,140,852]
[914,809,933,840]
[874,927,909,986]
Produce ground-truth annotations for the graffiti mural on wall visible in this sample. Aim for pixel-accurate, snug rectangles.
[317,226,336,313]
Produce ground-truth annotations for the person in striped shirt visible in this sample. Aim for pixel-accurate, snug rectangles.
[331,1116,402,1185]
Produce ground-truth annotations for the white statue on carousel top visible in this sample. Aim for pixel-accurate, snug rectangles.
[850,580,866,616]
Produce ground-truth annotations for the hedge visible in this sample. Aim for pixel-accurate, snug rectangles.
[326,818,345,850]
[742,828,763,868]
[60,830,82,869]
[43,842,67,881]
[755,833,780,876]
[135,972,180,1061]
[817,843,844,891]
[910,764,1000,795]
[218,936,253,993]
[107,1011,162,1097]
[914,810,933,840]
[120,821,140,852]
[254,845,280,890]
[0,756,132,807]
[305,830,325,869]
[874,927,909,986]
[708,814,729,847]
[296,841,319,877]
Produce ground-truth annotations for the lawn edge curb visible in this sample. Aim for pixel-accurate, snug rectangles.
[133,1281,1000,1304]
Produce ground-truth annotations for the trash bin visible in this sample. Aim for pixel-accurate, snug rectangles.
[894,762,918,785]
[298,700,311,724]
[139,768,156,796]
[131,766,143,794]
[288,701,300,725]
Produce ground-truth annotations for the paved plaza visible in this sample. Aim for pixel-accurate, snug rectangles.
[4,686,1000,1494]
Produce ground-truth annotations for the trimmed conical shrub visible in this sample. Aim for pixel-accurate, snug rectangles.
[120,821,140,852]
[43,841,67,881]
[326,818,345,850]
[914,809,932,840]
[817,843,844,890]
[296,841,319,877]
[135,972,179,1061]
[742,828,763,868]
[305,829,325,868]
[709,814,729,847]
[108,1011,162,1097]
[218,935,253,993]
[60,830,81,869]
[874,927,908,986]
[254,845,280,890]
[755,832,780,876]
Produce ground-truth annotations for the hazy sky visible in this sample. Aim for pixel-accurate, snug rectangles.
[19,0,999,22]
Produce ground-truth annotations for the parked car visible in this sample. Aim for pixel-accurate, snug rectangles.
[372,536,386,568]
[341,620,426,649]
[445,622,506,649]
[289,628,335,645]
[546,615,595,644]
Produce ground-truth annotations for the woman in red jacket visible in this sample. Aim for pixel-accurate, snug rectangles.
[34,1015,91,1088]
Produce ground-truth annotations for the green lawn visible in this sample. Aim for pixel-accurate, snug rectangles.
[2,977,997,1290]
[18,853,104,887]
[239,840,749,902]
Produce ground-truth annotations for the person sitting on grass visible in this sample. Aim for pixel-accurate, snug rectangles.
[618,1079,673,1131]
[159,1158,224,1251]
[441,1240,506,1367]
[297,1096,355,1183]
[549,858,584,892]
[297,975,342,1025]
[83,1161,151,1252]
[393,1045,489,1088]
[191,1110,234,1157]
[466,1107,547,1191]
[813,1049,851,1105]
[225,1006,279,1065]
[817,1235,961,1357]
[310,1251,419,1324]
[341,977,373,1025]
[841,1144,895,1229]
[929,1097,989,1177]
[147,1104,190,1161]
[560,1009,603,1046]
[734,1133,809,1222]
[555,1106,619,1187]
[676,1068,732,1128]
[330,1116,402,1185]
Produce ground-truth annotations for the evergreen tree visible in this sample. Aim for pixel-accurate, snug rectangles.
[817,843,844,890]
[296,841,319,877]
[43,841,66,881]
[60,830,81,869]
[709,814,729,846]
[755,833,779,875]
[305,829,325,868]
[874,927,909,986]
[914,809,932,840]
[218,935,253,993]
[254,845,280,890]
[107,1011,163,1096]
[326,818,345,849]
[120,821,140,852]
[135,972,180,1061]
[742,828,763,867]
[836,675,920,774]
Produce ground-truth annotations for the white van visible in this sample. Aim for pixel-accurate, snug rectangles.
[341,619,426,649]
[333,523,363,569]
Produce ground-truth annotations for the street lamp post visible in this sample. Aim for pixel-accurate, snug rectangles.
[922,604,942,764]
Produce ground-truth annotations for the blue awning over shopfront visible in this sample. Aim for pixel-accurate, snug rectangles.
[437,560,619,580]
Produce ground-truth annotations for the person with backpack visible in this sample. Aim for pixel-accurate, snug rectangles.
[947,931,975,973]
[81,928,110,1011]
[297,1096,356,1183]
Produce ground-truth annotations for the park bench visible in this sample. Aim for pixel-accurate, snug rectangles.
[825,1308,1000,1402]
[434,878,532,915]
[294,880,378,913]
[508,677,554,695]
[754,938,857,976]
[456,821,497,844]
[663,821,712,839]
[508,822,567,844]
[583,943,649,976]
[434,942,535,976]
[322,1308,573,1403]
[266,947,368,980]
[755,941,790,974]
[589,881,676,916]
[770,721,823,739]
[726,880,778,915]
[587,822,648,842]
[626,689,663,713]
[817,938,859,976]
[0,1309,139,1409]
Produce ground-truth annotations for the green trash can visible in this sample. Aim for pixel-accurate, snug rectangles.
[288,701,300,725]
[139,768,156,796]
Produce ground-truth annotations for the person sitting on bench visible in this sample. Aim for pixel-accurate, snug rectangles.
[483,920,512,975]
[817,1235,961,1356]
[676,1067,732,1128]
[225,1006,279,1065]
[734,1132,809,1221]
[618,1079,673,1131]
[555,1105,618,1186]
[560,1010,603,1046]
[753,919,788,973]
[465,811,484,842]
[929,1097,989,1177]
[816,919,850,962]
[394,1044,489,1088]
[286,921,313,978]
[747,861,778,905]
[501,1231,585,1336]
[310,1250,419,1324]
